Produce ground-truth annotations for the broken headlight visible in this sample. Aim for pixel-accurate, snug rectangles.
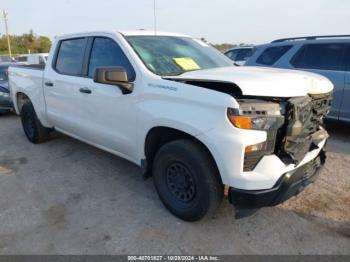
[227,100,285,170]
[227,100,285,131]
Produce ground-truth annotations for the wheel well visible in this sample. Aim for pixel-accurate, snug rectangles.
[144,127,218,176]
[16,92,30,113]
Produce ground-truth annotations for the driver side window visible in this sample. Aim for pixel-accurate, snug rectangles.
[88,37,136,81]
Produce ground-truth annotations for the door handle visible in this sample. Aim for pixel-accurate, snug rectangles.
[79,87,92,94]
[45,81,54,87]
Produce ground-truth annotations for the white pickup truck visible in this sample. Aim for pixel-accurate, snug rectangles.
[9,30,333,221]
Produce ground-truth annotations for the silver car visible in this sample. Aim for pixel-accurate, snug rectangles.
[245,35,350,122]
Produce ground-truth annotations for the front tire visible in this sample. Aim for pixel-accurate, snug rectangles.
[20,102,50,143]
[152,140,223,221]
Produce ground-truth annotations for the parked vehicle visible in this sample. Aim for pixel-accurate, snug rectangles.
[0,55,14,63]
[224,46,254,66]
[0,63,13,114]
[9,31,333,221]
[245,35,350,122]
[27,53,49,65]
[15,55,29,64]
[15,53,49,65]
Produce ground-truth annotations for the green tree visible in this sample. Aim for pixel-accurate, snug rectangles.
[212,43,236,52]
[32,36,51,53]
[0,30,51,56]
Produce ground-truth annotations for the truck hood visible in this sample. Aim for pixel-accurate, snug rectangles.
[165,66,333,97]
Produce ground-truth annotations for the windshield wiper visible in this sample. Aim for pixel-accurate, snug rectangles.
[160,72,185,77]
[161,68,204,77]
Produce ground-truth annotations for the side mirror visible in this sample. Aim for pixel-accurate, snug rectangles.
[94,67,134,94]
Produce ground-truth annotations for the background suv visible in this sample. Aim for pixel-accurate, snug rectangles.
[245,35,350,122]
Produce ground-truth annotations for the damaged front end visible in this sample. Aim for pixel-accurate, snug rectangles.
[281,93,331,165]
[228,92,332,217]
[230,92,332,170]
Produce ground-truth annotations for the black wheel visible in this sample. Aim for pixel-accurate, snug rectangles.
[20,102,50,143]
[152,139,223,221]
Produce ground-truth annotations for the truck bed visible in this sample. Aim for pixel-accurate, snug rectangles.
[8,64,46,115]
[10,64,45,71]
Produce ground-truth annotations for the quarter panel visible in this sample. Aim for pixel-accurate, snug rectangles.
[9,67,52,127]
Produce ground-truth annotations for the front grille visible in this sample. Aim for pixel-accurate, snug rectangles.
[281,93,331,164]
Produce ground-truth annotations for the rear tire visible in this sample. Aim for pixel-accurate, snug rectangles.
[20,102,50,143]
[152,139,223,221]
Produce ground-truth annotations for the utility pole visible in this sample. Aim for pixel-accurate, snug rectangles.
[153,0,157,35]
[3,10,12,58]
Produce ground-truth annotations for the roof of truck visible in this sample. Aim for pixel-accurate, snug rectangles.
[55,30,191,39]
[119,30,190,37]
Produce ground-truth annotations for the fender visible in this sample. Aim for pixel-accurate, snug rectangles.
[135,79,240,162]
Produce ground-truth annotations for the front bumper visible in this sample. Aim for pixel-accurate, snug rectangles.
[229,150,326,210]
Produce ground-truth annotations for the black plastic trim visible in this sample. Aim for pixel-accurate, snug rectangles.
[82,37,94,77]
[9,64,45,71]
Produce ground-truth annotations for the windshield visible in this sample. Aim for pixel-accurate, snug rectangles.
[126,36,233,76]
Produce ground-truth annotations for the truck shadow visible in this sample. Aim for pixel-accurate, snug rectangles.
[289,210,350,238]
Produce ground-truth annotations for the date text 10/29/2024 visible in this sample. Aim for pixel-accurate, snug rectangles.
[128,256,220,261]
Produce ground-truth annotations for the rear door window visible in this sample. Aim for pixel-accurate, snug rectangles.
[291,44,345,71]
[55,38,87,75]
[256,45,292,65]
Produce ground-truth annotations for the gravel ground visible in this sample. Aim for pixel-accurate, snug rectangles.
[282,120,350,237]
[0,113,349,254]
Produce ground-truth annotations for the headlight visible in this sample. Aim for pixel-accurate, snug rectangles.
[227,101,285,131]
[228,114,283,130]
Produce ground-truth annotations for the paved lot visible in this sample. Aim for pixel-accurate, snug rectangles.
[0,113,349,254]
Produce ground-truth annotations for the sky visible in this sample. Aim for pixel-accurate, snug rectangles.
[2,0,350,45]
